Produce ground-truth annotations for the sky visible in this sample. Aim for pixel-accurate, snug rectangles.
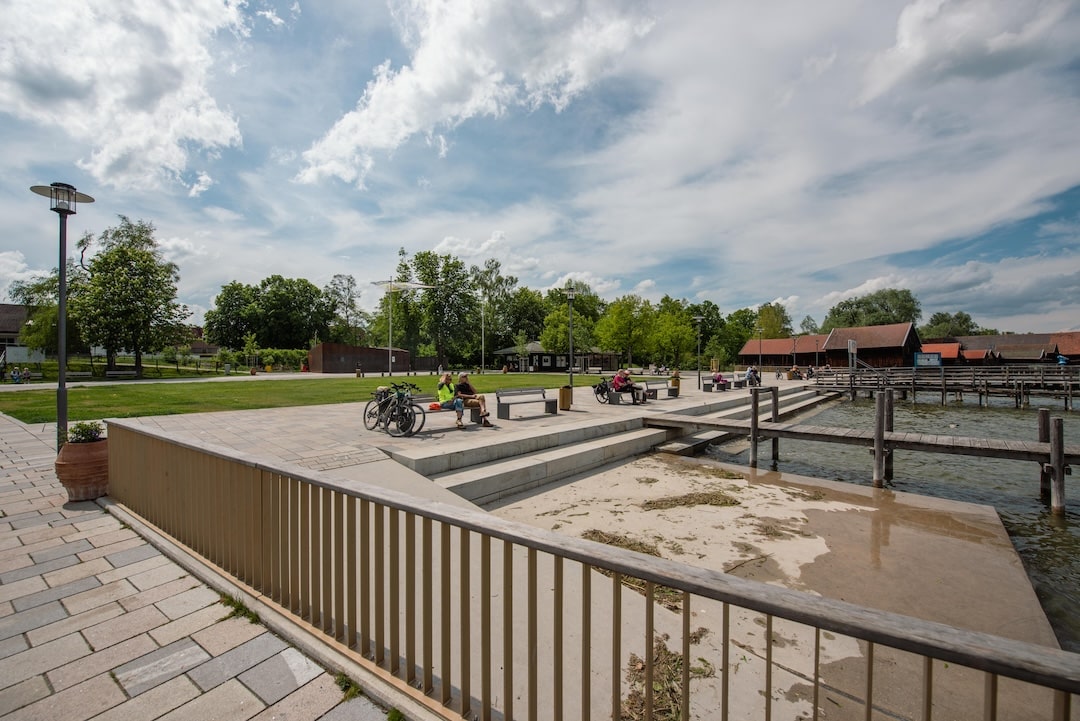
[3,0,1080,334]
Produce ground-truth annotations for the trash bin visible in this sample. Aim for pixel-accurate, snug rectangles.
[223,363,231,375]
[559,385,573,410]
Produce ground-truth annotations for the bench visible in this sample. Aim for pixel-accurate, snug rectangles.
[105,370,138,379]
[733,379,747,389]
[67,371,93,379]
[496,387,558,420]
[13,372,43,382]
[415,395,482,424]
[587,366,603,374]
[643,379,678,399]
[703,379,729,392]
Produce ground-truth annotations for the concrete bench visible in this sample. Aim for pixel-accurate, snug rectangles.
[495,387,558,420]
[643,379,678,399]
[416,396,482,424]
[703,379,729,392]
[733,378,747,389]
[587,366,603,374]
[106,370,138,379]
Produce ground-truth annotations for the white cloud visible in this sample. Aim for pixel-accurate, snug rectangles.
[0,0,245,191]
[0,251,35,303]
[297,0,653,186]
[188,172,214,197]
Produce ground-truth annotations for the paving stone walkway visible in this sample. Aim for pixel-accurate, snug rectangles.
[0,413,389,720]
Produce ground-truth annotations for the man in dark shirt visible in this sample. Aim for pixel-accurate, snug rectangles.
[456,372,493,427]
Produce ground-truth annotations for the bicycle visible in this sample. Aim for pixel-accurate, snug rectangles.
[381,382,427,437]
[362,386,394,431]
[593,376,613,403]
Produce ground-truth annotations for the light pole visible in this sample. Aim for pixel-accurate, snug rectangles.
[30,183,95,450]
[693,315,704,389]
[480,290,485,374]
[757,326,763,371]
[792,334,798,370]
[815,338,819,368]
[372,279,435,375]
[566,283,576,391]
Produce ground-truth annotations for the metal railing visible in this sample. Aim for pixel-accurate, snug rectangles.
[106,420,1080,720]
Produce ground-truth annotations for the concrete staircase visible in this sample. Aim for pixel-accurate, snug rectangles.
[386,386,837,506]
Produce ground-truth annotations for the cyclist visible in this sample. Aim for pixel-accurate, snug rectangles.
[437,372,465,429]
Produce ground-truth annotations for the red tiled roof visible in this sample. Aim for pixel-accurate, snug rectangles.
[821,323,916,351]
[1051,332,1080,356]
[921,342,960,360]
[962,348,991,360]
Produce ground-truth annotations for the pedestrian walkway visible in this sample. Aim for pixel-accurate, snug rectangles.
[0,413,390,720]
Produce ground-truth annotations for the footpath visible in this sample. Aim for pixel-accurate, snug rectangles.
[0,412,387,720]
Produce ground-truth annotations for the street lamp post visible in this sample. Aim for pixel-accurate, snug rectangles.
[566,284,576,391]
[757,326,763,371]
[372,279,436,376]
[30,183,95,450]
[693,315,704,389]
[815,339,819,368]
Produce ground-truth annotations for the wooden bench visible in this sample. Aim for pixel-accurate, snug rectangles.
[643,379,678,399]
[496,387,558,420]
[14,372,43,382]
[67,371,93,379]
[105,370,138,379]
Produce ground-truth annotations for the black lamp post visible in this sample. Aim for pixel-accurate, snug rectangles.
[566,283,576,391]
[30,182,95,450]
[757,326,763,370]
[693,315,704,389]
[815,338,819,368]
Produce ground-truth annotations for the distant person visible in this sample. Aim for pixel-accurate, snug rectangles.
[437,372,465,429]
[745,366,759,387]
[11,368,21,384]
[456,372,493,427]
[613,369,646,404]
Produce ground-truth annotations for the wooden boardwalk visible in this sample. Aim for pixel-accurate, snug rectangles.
[646,415,1080,464]
[812,365,1080,408]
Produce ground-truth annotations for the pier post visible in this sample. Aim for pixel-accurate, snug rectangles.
[1050,417,1065,516]
[1038,409,1050,499]
[770,386,779,462]
[885,390,894,481]
[873,392,886,488]
[750,388,760,468]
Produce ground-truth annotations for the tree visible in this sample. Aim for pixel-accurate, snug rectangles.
[594,295,652,366]
[820,288,921,331]
[756,302,793,338]
[256,275,332,349]
[413,250,476,368]
[9,265,89,356]
[204,281,259,350]
[470,258,518,354]
[324,274,362,345]
[70,217,190,371]
[502,287,546,346]
[799,315,820,335]
[919,311,981,340]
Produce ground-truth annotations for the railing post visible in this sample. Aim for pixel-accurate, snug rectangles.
[873,392,886,488]
[750,388,760,468]
[1038,409,1050,499]
[885,390,894,481]
[1050,417,1066,516]
[770,386,779,462]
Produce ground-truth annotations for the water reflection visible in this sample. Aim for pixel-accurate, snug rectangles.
[708,397,1079,651]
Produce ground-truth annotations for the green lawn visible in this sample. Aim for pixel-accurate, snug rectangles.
[0,373,600,424]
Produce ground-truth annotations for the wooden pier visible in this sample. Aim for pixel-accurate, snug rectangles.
[646,389,1077,514]
[812,364,1080,409]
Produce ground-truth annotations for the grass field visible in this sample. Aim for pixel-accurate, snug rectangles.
[0,373,601,424]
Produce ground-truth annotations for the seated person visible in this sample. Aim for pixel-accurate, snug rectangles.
[612,369,646,404]
[11,368,22,384]
[712,370,727,387]
[455,372,493,427]
[437,372,465,429]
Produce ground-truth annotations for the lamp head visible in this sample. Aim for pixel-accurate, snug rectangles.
[30,182,94,216]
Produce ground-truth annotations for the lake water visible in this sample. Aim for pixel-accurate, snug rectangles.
[705,393,1080,652]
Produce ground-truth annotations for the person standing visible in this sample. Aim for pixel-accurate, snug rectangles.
[455,372,493,427]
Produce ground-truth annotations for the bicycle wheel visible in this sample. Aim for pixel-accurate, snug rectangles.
[362,399,382,430]
[385,404,416,437]
[405,403,426,436]
[594,385,609,403]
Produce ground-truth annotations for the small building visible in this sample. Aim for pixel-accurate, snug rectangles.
[308,343,411,374]
[919,342,962,365]
[492,341,619,373]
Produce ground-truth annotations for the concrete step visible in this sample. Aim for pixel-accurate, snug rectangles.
[427,387,835,505]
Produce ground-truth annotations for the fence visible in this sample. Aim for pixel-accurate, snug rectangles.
[106,419,1080,720]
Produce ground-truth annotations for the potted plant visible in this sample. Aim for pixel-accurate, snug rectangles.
[54,421,109,502]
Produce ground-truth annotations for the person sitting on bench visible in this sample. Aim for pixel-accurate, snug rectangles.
[613,369,646,404]
[456,372,493,427]
[437,373,465,429]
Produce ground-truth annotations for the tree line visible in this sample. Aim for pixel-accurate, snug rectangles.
[10,217,999,373]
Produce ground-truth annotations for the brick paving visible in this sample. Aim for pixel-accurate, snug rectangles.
[0,413,390,720]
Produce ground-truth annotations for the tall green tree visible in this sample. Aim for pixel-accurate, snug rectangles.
[470,258,518,358]
[799,315,820,335]
[594,294,652,366]
[256,275,332,349]
[502,287,546,345]
[324,274,363,345]
[756,301,793,338]
[919,311,986,339]
[821,288,921,331]
[70,216,190,371]
[413,250,476,367]
[8,264,90,356]
[204,281,259,350]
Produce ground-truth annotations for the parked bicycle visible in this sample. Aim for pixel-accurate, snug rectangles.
[593,376,614,403]
[363,382,426,437]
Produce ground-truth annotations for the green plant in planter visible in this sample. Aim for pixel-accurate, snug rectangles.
[66,420,105,443]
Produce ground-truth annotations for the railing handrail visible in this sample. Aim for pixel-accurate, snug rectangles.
[106,418,1080,695]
